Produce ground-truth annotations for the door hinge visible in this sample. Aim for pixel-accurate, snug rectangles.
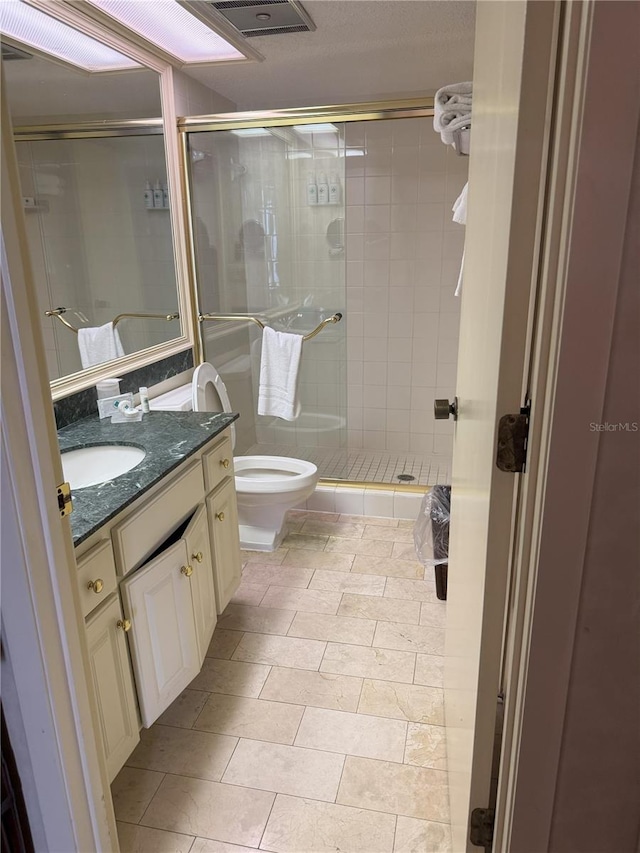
[57,481,73,517]
[496,401,531,473]
[470,807,495,848]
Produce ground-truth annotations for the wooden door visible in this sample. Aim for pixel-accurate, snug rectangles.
[206,479,242,613]
[184,504,217,659]
[120,540,200,727]
[85,596,140,781]
[444,3,561,850]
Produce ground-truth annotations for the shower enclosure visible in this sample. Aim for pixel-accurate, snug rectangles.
[181,101,465,487]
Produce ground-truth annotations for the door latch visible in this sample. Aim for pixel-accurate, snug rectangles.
[57,481,73,517]
[496,402,530,473]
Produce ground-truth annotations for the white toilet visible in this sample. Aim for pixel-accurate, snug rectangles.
[149,362,319,551]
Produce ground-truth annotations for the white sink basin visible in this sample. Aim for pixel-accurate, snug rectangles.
[62,444,146,490]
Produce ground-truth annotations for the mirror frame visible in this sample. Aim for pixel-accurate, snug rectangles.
[17,0,197,401]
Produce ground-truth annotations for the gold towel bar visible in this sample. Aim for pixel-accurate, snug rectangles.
[198,311,342,342]
[45,307,179,334]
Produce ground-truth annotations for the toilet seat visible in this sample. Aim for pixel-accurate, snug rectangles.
[234,456,318,494]
[192,362,236,450]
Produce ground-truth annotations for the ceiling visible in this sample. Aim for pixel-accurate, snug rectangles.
[186,0,476,110]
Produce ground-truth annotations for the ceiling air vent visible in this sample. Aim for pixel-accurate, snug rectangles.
[208,0,315,37]
[1,42,33,61]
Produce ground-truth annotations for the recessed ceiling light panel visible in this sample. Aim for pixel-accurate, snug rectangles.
[85,0,247,63]
[0,0,141,72]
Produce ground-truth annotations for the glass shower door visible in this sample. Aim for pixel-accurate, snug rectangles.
[186,122,348,478]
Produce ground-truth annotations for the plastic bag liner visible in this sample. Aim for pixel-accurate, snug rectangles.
[414,485,451,567]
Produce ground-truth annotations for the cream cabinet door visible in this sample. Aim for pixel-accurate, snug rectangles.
[184,504,217,659]
[85,595,139,782]
[120,540,200,727]
[206,478,242,614]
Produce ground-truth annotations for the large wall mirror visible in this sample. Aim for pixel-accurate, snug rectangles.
[2,2,189,392]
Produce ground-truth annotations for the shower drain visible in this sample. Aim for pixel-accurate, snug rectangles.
[397,473,416,482]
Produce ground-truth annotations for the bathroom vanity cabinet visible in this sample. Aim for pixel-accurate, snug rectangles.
[71,423,241,780]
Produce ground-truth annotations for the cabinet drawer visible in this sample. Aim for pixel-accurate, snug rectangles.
[202,433,234,493]
[112,459,204,575]
[77,540,117,618]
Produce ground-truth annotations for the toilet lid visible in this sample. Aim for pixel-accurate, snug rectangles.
[192,362,236,450]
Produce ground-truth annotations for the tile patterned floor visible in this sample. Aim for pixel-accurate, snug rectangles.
[246,445,452,486]
[113,511,451,853]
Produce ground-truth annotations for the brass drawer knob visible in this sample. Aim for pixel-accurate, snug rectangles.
[216,511,225,521]
[192,551,203,563]
[220,458,230,469]
[117,619,131,632]
[181,564,194,577]
[87,578,104,594]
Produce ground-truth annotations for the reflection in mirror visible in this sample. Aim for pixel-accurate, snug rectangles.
[3,29,182,382]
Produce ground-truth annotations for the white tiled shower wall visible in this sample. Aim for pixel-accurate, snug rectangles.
[344,118,467,457]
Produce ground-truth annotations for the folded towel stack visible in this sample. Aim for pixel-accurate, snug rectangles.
[434,82,472,153]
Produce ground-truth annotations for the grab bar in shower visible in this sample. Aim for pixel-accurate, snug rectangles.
[45,307,179,334]
[198,311,343,342]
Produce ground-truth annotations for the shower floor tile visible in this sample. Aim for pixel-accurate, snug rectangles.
[245,444,451,486]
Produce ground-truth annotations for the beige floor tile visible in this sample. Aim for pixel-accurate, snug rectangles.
[189,657,271,698]
[339,514,399,528]
[282,550,355,571]
[309,569,386,596]
[194,693,303,744]
[358,680,444,724]
[414,654,444,688]
[281,532,329,551]
[338,594,421,625]
[260,667,363,712]
[362,525,414,543]
[320,643,416,683]
[295,707,407,762]
[384,577,437,602]
[242,549,287,565]
[391,542,419,561]
[260,587,342,615]
[191,838,259,853]
[241,563,314,589]
[157,688,209,728]
[141,774,274,847]
[420,601,447,628]
[206,629,244,660]
[288,612,376,646]
[111,767,164,823]
[230,581,268,607]
[394,816,452,852]
[217,604,294,635]
[301,520,366,538]
[116,821,194,853]
[222,739,344,802]
[288,510,340,522]
[190,839,258,853]
[261,794,396,853]
[396,519,417,529]
[233,633,326,670]
[127,725,237,782]
[337,756,450,822]
[404,723,447,770]
[324,536,394,557]
[351,555,423,579]
[373,622,445,655]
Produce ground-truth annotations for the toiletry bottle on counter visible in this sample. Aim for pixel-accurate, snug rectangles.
[139,387,150,413]
[307,173,318,206]
[144,180,154,209]
[329,173,341,205]
[317,172,329,205]
[153,180,164,208]
[162,183,169,209]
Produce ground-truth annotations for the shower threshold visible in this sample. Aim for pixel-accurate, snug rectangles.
[245,444,451,487]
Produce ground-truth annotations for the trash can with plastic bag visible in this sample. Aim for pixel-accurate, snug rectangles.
[413,485,451,600]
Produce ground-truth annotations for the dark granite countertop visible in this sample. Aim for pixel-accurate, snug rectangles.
[58,411,238,547]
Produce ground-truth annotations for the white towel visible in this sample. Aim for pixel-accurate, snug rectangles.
[434,82,472,148]
[257,326,303,421]
[452,182,469,296]
[78,322,125,368]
